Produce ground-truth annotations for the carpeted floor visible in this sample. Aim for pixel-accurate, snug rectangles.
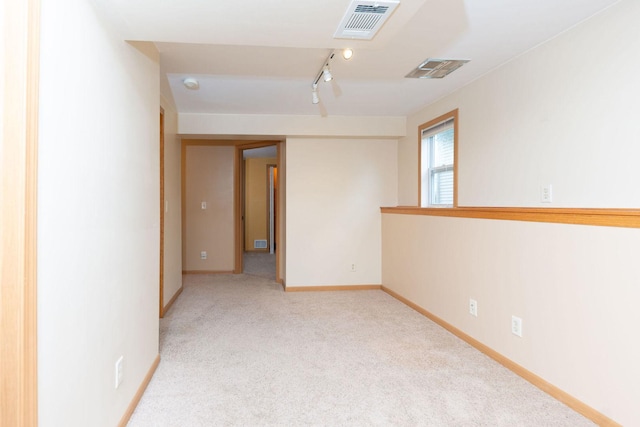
[128,268,594,426]
[242,251,276,280]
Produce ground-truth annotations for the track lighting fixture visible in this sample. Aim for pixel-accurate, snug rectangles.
[309,49,354,104]
[310,51,335,105]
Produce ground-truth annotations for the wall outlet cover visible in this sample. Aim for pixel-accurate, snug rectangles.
[511,315,523,337]
[469,299,478,317]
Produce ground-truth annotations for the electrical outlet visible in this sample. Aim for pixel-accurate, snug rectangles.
[350,263,356,272]
[115,356,123,389]
[541,184,552,203]
[511,315,523,337]
[469,299,478,317]
[200,251,207,260]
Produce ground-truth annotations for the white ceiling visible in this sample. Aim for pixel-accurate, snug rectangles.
[96,0,620,117]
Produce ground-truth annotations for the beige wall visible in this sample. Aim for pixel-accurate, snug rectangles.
[37,1,160,425]
[160,99,182,306]
[399,0,640,208]
[244,157,276,251]
[183,145,235,272]
[179,113,406,138]
[389,1,640,425]
[286,137,397,286]
[382,215,640,426]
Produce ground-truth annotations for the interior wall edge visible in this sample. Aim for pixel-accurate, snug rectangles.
[116,354,161,427]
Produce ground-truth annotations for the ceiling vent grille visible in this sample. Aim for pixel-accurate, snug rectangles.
[405,58,470,79]
[334,0,400,40]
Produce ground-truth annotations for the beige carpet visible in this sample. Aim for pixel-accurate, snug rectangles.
[128,272,594,426]
[242,252,276,280]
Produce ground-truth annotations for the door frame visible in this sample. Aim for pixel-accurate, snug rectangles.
[234,142,282,282]
[159,108,165,317]
[1,0,40,425]
[266,163,277,254]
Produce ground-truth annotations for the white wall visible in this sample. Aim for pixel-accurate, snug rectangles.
[161,99,183,306]
[399,0,640,208]
[38,1,160,426]
[286,138,397,286]
[388,1,640,425]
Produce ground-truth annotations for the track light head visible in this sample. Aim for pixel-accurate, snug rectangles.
[311,84,319,104]
[322,65,333,82]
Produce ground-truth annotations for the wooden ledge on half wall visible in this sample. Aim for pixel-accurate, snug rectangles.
[380,206,640,229]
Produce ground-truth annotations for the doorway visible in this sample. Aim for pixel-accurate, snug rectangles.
[235,143,282,282]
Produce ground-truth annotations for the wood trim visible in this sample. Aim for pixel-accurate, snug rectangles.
[181,141,186,278]
[417,109,458,207]
[381,286,621,427]
[234,145,242,273]
[181,139,274,148]
[236,141,282,150]
[453,110,459,208]
[275,143,281,284]
[380,206,640,229]
[285,285,382,292]
[1,0,40,425]
[265,163,276,253]
[182,270,235,275]
[117,354,161,427]
[162,285,183,315]
[181,139,242,147]
[159,108,165,318]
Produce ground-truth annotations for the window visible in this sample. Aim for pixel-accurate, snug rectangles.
[419,109,458,207]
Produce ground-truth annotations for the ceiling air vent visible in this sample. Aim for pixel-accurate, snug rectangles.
[334,0,400,40]
[405,58,470,79]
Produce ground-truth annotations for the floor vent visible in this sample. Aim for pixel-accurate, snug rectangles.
[405,58,470,79]
[334,0,400,40]
[254,239,268,249]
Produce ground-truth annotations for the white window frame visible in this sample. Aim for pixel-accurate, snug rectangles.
[419,109,458,208]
